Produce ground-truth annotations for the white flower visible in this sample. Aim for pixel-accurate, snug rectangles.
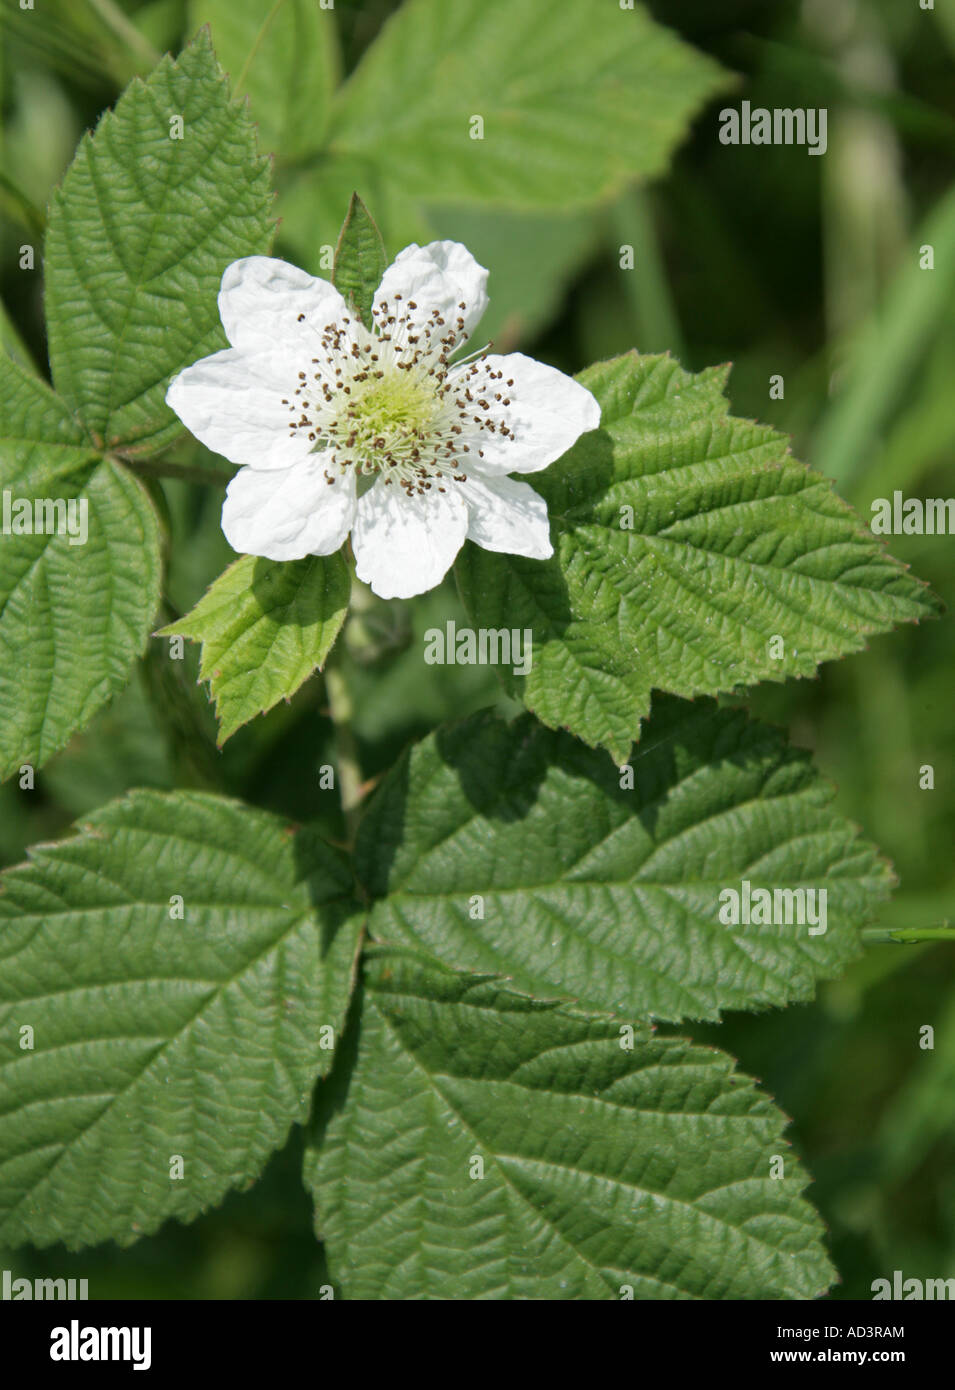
[166,241,600,599]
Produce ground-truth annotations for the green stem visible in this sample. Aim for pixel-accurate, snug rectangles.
[324,658,363,843]
[862,923,955,946]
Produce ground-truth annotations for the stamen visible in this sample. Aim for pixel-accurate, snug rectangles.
[281,296,515,491]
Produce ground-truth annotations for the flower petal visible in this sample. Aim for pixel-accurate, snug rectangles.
[352,481,468,599]
[454,351,600,475]
[222,457,357,561]
[458,474,553,560]
[373,241,488,350]
[218,256,350,354]
[167,347,313,469]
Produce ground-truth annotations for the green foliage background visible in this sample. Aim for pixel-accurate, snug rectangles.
[0,0,953,1298]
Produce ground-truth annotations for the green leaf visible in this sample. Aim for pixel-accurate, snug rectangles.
[356,699,892,1023]
[189,0,339,159]
[0,789,363,1251]
[44,28,274,458]
[327,0,727,209]
[0,354,161,781]
[332,193,387,331]
[456,352,942,763]
[159,552,350,745]
[305,947,834,1299]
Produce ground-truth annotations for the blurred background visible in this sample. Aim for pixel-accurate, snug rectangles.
[0,0,953,1298]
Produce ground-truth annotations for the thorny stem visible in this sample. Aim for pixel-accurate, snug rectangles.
[324,656,363,845]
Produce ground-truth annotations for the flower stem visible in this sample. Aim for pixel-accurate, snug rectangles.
[324,657,363,844]
[861,922,955,946]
